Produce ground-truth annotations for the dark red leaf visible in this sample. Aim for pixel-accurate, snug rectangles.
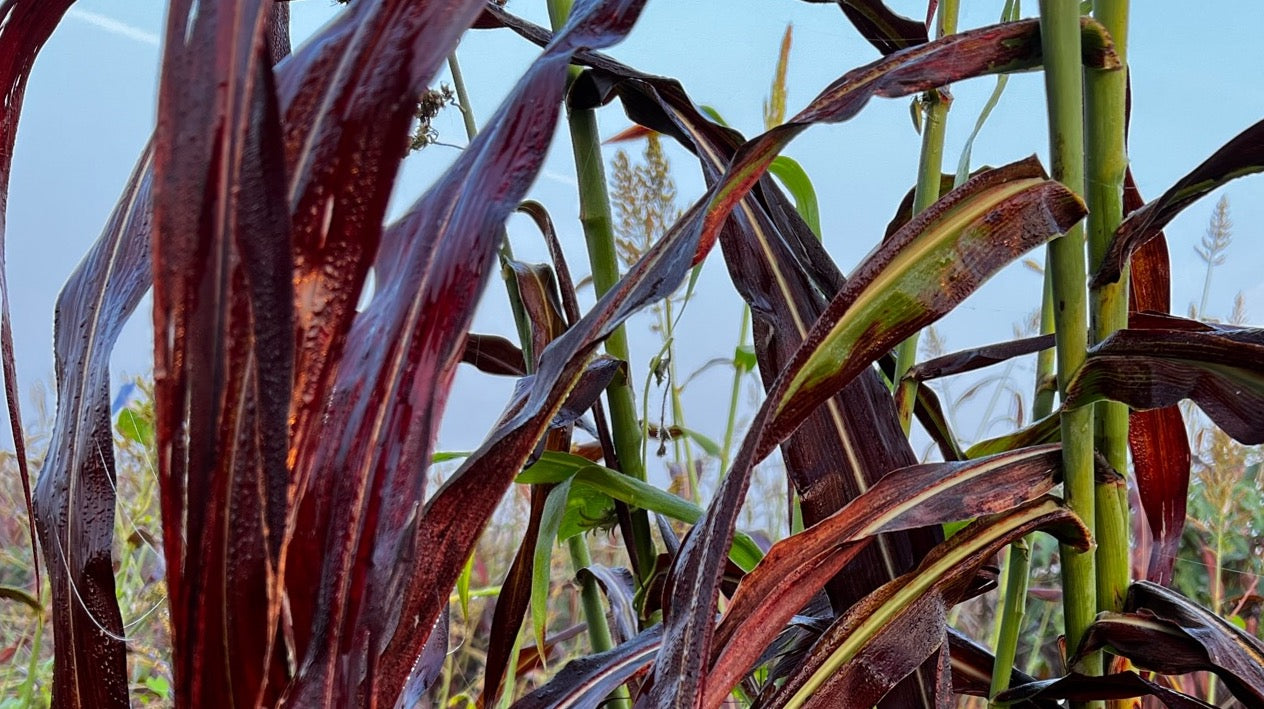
[278,4,652,704]
[1066,327,1264,445]
[463,333,528,376]
[906,334,1056,382]
[706,445,1065,703]
[513,625,664,709]
[577,60,944,703]
[765,497,1089,707]
[1073,582,1264,707]
[998,672,1215,708]
[0,0,89,698]
[1124,169,1190,586]
[801,0,929,56]
[946,629,1060,708]
[1094,118,1264,287]
[151,1,294,704]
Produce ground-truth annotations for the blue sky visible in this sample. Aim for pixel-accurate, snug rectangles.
[8,1,1263,457]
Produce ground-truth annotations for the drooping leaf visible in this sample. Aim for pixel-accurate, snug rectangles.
[945,628,1060,708]
[767,156,822,237]
[0,0,71,626]
[660,156,1084,705]
[1094,118,1264,287]
[705,445,1065,704]
[1065,326,1264,445]
[1072,582,1264,707]
[765,497,1089,707]
[996,672,1215,709]
[577,565,640,644]
[513,624,664,709]
[463,333,528,376]
[801,0,929,56]
[1124,167,1190,586]
[517,452,764,571]
[0,585,40,613]
[905,334,1056,383]
[478,13,1103,704]
[576,53,943,705]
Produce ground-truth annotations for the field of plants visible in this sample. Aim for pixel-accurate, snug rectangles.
[1,0,1262,707]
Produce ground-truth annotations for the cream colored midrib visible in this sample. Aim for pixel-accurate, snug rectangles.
[683,117,901,585]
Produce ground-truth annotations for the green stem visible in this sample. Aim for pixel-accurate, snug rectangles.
[989,538,1031,703]
[1038,1,1101,696]
[664,313,699,498]
[547,0,656,586]
[994,263,1058,698]
[719,307,750,475]
[1208,519,1225,705]
[894,0,959,431]
[1025,595,1056,676]
[1086,0,1131,618]
[567,536,631,708]
[1033,264,1058,419]
[447,52,479,139]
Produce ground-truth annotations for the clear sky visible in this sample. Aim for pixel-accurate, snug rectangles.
[8,1,1263,460]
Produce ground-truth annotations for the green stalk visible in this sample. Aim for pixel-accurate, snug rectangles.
[454,42,625,704]
[1038,1,1101,693]
[989,538,1031,703]
[894,0,959,432]
[567,535,631,707]
[1024,596,1055,676]
[719,307,750,475]
[447,52,479,140]
[547,0,656,584]
[1086,0,1131,617]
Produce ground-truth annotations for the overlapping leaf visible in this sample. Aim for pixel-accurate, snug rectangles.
[704,445,1066,705]
[472,12,1106,705]
[1065,325,1264,445]
[801,0,929,55]
[997,672,1215,709]
[1071,582,1264,706]
[1124,168,1190,585]
[514,625,665,709]
[654,155,1085,704]
[1095,119,1264,286]
[576,50,943,704]
[945,629,1060,708]
[151,1,294,704]
[764,497,1089,707]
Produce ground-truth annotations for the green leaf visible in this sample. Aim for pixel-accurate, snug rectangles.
[143,674,171,700]
[115,408,153,447]
[0,585,41,613]
[768,156,822,238]
[531,479,572,658]
[517,453,764,571]
[954,0,1019,184]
